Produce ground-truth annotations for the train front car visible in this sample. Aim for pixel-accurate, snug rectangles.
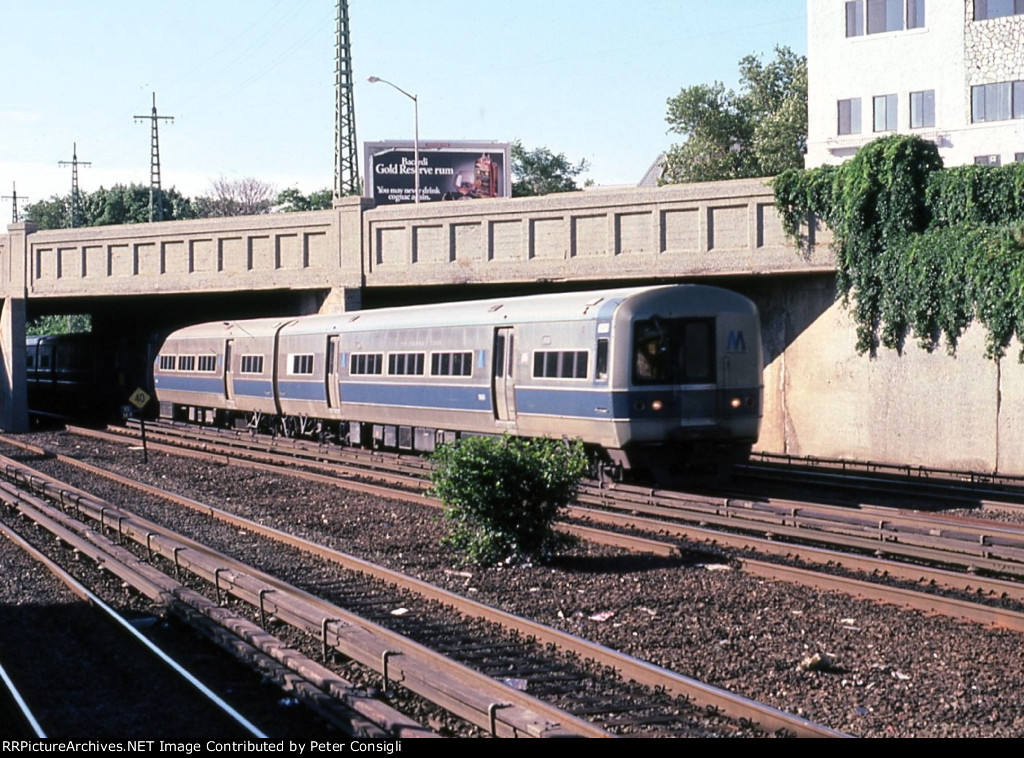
[606,285,762,480]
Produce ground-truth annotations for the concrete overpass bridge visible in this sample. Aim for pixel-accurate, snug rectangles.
[2,177,828,309]
[3,178,1020,478]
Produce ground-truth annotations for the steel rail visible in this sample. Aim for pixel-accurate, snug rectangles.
[568,506,1024,606]
[80,424,1024,574]
[0,483,427,738]
[12,429,1024,618]
[16,430,1024,614]
[1,444,845,738]
[579,485,1024,567]
[0,515,267,738]
[559,522,1024,632]
[0,457,609,739]
[0,655,46,738]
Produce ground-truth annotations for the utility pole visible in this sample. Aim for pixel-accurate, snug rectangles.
[334,0,359,197]
[2,182,27,223]
[134,92,174,222]
[58,143,91,228]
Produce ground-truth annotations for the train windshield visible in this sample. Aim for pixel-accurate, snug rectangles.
[632,318,715,385]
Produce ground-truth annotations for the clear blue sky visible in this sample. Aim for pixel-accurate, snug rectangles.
[0,1,806,221]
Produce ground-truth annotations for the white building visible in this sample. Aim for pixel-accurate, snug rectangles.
[806,0,1024,168]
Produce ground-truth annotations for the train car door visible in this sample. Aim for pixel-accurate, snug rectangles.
[492,327,517,426]
[325,335,341,409]
[224,340,235,402]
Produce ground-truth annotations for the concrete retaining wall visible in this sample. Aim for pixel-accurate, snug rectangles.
[757,277,1022,475]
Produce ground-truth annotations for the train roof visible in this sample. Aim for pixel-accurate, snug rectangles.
[164,284,754,342]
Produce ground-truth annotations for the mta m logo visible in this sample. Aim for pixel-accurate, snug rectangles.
[726,330,746,353]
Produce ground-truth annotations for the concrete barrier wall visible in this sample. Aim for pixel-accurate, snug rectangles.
[757,277,1021,475]
[363,179,833,287]
[11,209,356,299]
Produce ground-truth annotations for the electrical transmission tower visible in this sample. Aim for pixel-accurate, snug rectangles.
[135,92,175,222]
[2,182,27,223]
[58,143,91,228]
[335,0,359,197]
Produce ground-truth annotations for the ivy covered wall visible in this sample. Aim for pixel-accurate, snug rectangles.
[772,135,1024,361]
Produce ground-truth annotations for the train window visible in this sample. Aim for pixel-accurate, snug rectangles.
[197,355,217,373]
[633,318,715,385]
[159,355,176,371]
[177,355,196,372]
[351,353,383,375]
[388,353,425,376]
[431,351,472,377]
[533,350,589,379]
[596,339,609,380]
[494,334,506,378]
[290,354,315,375]
[240,354,265,374]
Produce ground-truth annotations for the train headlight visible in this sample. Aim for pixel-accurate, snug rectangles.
[651,399,664,412]
[730,397,743,409]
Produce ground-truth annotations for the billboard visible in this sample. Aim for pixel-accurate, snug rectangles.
[364,140,511,204]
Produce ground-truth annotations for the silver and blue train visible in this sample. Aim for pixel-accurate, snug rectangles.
[153,284,763,476]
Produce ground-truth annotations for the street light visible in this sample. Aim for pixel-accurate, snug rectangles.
[367,76,420,204]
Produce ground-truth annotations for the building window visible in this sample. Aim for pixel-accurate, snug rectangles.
[848,0,923,34]
[1016,153,1024,163]
[974,0,1024,20]
[910,90,935,128]
[906,0,925,27]
[974,154,1002,166]
[873,94,898,131]
[867,0,904,33]
[240,355,264,374]
[971,81,1024,122]
[846,1,865,35]
[838,98,862,135]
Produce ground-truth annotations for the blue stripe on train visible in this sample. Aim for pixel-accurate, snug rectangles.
[158,372,757,421]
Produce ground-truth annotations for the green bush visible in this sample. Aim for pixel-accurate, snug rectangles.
[773,135,1024,360]
[431,435,588,567]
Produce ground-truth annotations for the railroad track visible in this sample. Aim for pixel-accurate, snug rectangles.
[90,422,1024,608]
[0,519,269,738]
[0,432,847,738]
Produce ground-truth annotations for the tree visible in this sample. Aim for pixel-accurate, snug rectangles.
[510,140,589,197]
[24,184,196,228]
[431,435,588,566]
[663,46,807,184]
[23,195,69,229]
[276,187,334,212]
[200,177,277,217]
[26,314,91,335]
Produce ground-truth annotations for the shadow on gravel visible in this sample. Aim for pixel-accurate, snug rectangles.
[547,551,718,575]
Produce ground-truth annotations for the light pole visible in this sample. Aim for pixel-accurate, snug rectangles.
[367,76,420,204]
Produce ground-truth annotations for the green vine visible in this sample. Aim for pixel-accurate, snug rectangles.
[773,135,1024,360]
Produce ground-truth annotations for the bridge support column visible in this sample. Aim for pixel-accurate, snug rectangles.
[318,195,369,315]
[317,287,362,314]
[1,222,31,432]
[0,298,28,432]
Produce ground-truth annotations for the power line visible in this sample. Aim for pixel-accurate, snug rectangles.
[58,143,92,228]
[1,183,27,224]
[135,92,175,222]
[335,0,359,196]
